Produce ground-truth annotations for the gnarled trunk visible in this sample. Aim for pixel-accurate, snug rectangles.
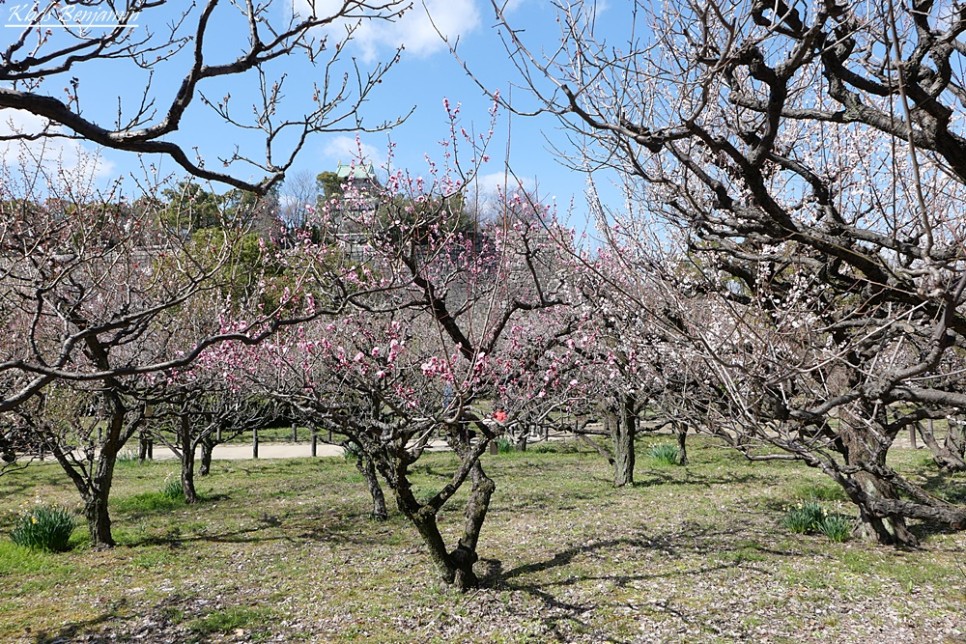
[453,462,495,589]
[54,443,118,549]
[76,420,124,548]
[181,449,198,504]
[383,447,495,591]
[917,420,966,472]
[947,423,966,464]
[61,394,132,549]
[839,425,917,546]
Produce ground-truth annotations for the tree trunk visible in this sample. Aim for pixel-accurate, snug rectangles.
[137,430,149,464]
[397,490,455,585]
[412,509,456,585]
[50,437,118,550]
[82,395,133,549]
[613,397,635,486]
[355,452,388,520]
[452,462,495,589]
[84,415,125,548]
[379,455,457,585]
[181,450,198,504]
[199,436,214,476]
[675,422,689,466]
[84,487,114,549]
[174,415,197,503]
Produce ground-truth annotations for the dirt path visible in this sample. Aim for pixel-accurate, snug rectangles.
[144,438,457,461]
[109,425,937,463]
[143,432,578,462]
[146,442,346,461]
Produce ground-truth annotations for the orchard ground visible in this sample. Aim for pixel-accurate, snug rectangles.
[2,437,965,643]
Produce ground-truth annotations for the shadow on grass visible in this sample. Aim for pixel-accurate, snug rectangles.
[0,478,35,501]
[908,519,966,541]
[30,592,273,643]
[893,471,966,542]
[632,469,760,489]
[920,472,966,504]
[32,608,120,643]
[113,492,231,522]
[0,465,69,496]
[132,525,290,548]
[487,524,793,637]
[130,507,398,549]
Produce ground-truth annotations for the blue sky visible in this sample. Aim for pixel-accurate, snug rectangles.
[0,1,622,236]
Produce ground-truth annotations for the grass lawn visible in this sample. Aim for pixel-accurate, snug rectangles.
[1,437,964,643]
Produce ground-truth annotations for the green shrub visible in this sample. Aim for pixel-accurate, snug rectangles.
[496,437,515,454]
[782,501,826,534]
[10,505,76,552]
[649,443,680,466]
[817,514,852,542]
[161,477,185,501]
[782,502,851,542]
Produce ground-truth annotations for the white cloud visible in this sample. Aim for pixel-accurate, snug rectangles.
[472,170,534,198]
[460,170,539,218]
[0,109,115,185]
[321,135,387,168]
[293,0,481,63]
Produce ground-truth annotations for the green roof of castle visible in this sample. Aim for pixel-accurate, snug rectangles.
[336,163,376,180]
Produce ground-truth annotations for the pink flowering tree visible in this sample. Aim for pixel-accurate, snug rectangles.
[242,125,580,587]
